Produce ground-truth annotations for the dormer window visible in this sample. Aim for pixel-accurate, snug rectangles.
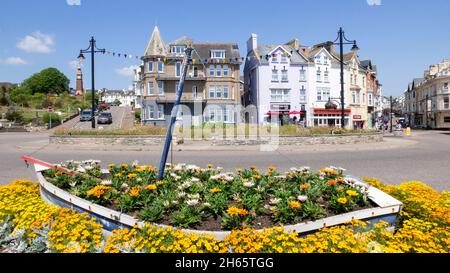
[272,54,278,63]
[211,50,226,59]
[315,56,321,64]
[171,46,186,54]
[281,54,288,63]
[324,56,329,65]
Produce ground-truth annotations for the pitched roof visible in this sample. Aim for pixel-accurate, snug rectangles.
[144,26,167,56]
[252,44,308,64]
[192,43,241,64]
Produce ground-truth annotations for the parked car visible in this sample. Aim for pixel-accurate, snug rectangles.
[97,112,113,125]
[98,103,110,111]
[80,109,93,122]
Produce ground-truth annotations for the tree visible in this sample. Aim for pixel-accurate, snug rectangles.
[9,86,31,107]
[22,68,70,95]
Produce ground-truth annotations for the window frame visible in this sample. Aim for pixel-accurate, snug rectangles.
[211,50,226,59]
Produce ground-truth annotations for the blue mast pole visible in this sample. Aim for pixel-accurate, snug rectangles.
[156,47,193,181]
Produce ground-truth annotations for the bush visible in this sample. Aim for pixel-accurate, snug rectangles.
[135,109,141,122]
[42,113,61,124]
[5,109,24,123]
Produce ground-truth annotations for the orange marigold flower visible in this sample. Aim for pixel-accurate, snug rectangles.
[327,180,337,186]
[227,207,248,216]
[268,166,276,172]
[300,184,310,190]
[129,186,141,197]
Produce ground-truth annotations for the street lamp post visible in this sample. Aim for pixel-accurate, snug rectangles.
[333,28,359,129]
[78,37,105,129]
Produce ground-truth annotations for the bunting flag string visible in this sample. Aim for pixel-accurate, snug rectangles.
[101,48,254,65]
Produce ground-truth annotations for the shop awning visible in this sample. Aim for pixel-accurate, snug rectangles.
[313,108,351,116]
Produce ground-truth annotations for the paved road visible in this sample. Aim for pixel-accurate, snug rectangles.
[1,130,449,191]
[54,106,133,131]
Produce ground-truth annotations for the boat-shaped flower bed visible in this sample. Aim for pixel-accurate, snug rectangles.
[24,156,402,240]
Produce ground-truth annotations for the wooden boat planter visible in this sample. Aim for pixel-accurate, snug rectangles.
[24,156,403,240]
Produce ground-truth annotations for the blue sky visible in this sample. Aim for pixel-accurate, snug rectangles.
[1,0,450,96]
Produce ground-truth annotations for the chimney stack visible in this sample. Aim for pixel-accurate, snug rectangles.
[247,33,258,53]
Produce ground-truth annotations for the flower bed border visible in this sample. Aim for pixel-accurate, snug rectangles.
[33,163,402,241]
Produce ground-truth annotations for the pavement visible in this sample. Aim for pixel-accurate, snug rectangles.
[0,129,449,191]
[53,106,134,131]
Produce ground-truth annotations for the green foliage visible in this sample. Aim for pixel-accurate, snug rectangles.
[134,109,141,122]
[22,68,70,95]
[5,109,24,123]
[9,86,31,106]
[302,201,327,220]
[42,113,61,124]
[140,201,165,223]
[170,206,202,228]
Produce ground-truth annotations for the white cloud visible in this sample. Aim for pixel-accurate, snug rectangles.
[2,57,27,65]
[67,0,81,6]
[116,65,139,77]
[17,31,54,54]
[367,0,381,5]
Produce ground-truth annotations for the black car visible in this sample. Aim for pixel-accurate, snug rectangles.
[80,109,93,122]
[97,112,113,124]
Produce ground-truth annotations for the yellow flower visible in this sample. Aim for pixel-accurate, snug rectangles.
[210,188,222,193]
[127,173,138,179]
[337,197,348,204]
[156,181,165,186]
[114,173,122,178]
[347,190,358,197]
[145,185,157,191]
[207,164,214,169]
[236,168,243,173]
[268,166,276,172]
[108,164,115,168]
[289,201,301,210]
[120,164,128,168]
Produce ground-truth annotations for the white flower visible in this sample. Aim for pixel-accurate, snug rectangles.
[297,195,308,202]
[136,177,143,182]
[243,182,255,188]
[269,198,281,205]
[299,166,311,172]
[181,181,192,189]
[191,177,200,182]
[101,180,113,186]
[187,193,200,200]
[132,160,139,167]
[163,200,171,208]
[186,199,199,206]
[203,202,211,207]
[120,183,129,190]
[177,192,187,198]
[76,166,86,173]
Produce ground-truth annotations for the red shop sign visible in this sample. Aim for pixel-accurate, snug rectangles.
[353,115,362,120]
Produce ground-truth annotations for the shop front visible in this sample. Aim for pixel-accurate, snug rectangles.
[312,108,351,128]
